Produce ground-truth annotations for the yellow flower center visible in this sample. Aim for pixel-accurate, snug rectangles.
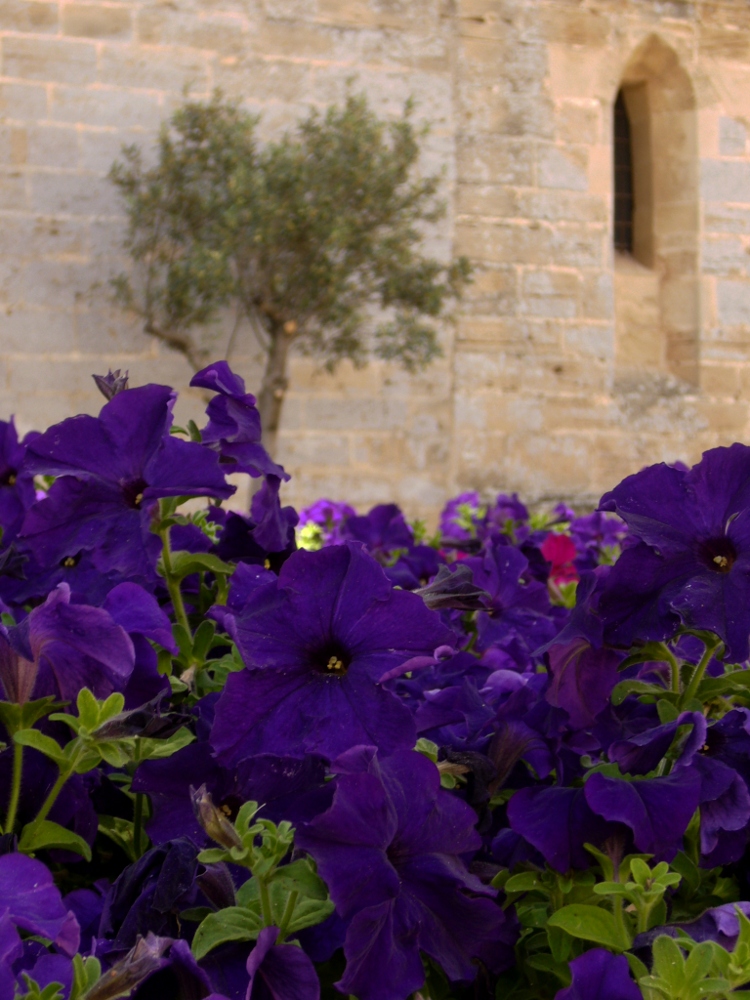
[326,655,345,673]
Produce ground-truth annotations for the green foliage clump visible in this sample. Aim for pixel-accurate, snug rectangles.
[109,91,470,446]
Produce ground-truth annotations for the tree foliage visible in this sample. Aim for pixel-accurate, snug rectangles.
[109,90,470,447]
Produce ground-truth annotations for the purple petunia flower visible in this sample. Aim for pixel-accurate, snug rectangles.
[0,419,35,547]
[0,852,80,954]
[296,746,513,1000]
[555,948,642,1000]
[20,384,234,585]
[0,582,134,703]
[210,543,455,763]
[245,926,320,1000]
[298,499,355,545]
[190,362,287,480]
[598,444,750,659]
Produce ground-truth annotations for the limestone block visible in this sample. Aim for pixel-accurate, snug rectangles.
[75,308,146,354]
[717,279,750,326]
[520,268,580,317]
[0,174,29,212]
[2,37,97,86]
[30,172,114,217]
[26,124,80,169]
[456,183,518,218]
[1,0,58,33]
[49,86,163,131]
[699,26,750,61]
[278,432,351,467]
[699,362,742,398]
[304,396,408,431]
[580,271,614,319]
[563,322,614,360]
[702,235,749,277]
[704,203,750,235]
[0,82,48,120]
[0,307,76,352]
[0,214,87,258]
[719,117,747,156]
[537,5,611,48]
[137,9,250,56]
[537,144,589,191]
[456,135,534,186]
[62,3,132,39]
[98,45,209,94]
[556,100,601,145]
[701,160,750,204]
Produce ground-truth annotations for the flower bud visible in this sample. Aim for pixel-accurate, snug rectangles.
[190,784,242,850]
[83,932,171,1000]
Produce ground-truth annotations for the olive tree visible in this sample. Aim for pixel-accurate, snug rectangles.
[109,91,469,452]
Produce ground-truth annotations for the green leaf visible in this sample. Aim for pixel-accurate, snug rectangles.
[191,906,263,960]
[19,820,92,860]
[76,688,100,730]
[98,816,138,861]
[504,872,546,894]
[547,904,631,951]
[138,727,195,761]
[170,551,235,581]
[285,896,335,935]
[96,740,132,768]
[271,858,329,900]
[13,728,65,763]
[611,680,671,706]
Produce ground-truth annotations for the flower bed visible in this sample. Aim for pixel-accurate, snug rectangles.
[1,362,750,1000]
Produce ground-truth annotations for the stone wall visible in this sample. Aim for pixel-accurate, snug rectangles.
[1,0,750,519]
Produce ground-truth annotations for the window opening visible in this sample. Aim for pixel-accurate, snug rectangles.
[613,89,635,254]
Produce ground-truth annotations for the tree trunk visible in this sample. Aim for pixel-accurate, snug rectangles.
[256,324,292,458]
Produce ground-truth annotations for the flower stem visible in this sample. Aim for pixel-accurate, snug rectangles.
[277,890,298,942]
[258,877,273,928]
[159,523,190,634]
[682,639,720,707]
[5,742,23,833]
[32,765,73,828]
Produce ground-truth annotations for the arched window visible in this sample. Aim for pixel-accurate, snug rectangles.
[613,37,699,386]
[613,90,634,254]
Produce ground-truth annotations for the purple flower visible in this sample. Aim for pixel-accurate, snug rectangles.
[210,543,454,763]
[92,369,129,401]
[245,926,319,1000]
[584,770,701,861]
[545,639,622,729]
[0,583,134,703]
[20,384,234,584]
[190,362,287,480]
[598,445,750,659]
[341,503,414,559]
[0,420,35,546]
[467,541,559,656]
[555,949,642,1000]
[0,853,80,955]
[296,747,513,1000]
[298,499,355,545]
[439,492,486,542]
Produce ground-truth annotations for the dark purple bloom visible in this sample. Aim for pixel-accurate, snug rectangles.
[555,949,642,1000]
[467,541,558,656]
[0,853,80,954]
[507,786,617,872]
[133,743,329,846]
[298,499,355,545]
[245,926,319,1000]
[190,362,286,480]
[211,543,454,762]
[297,747,513,1000]
[545,640,621,729]
[341,504,413,558]
[21,384,234,584]
[0,583,134,703]
[0,420,35,546]
[598,445,750,659]
[584,770,701,861]
[439,491,486,542]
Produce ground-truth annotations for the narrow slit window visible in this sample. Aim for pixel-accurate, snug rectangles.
[613,89,635,253]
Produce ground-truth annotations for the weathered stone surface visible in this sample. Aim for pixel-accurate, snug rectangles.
[0,0,749,521]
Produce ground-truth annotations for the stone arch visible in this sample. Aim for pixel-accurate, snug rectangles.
[612,35,700,387]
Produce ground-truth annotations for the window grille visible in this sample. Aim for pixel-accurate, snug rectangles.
[613,89,635,254]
